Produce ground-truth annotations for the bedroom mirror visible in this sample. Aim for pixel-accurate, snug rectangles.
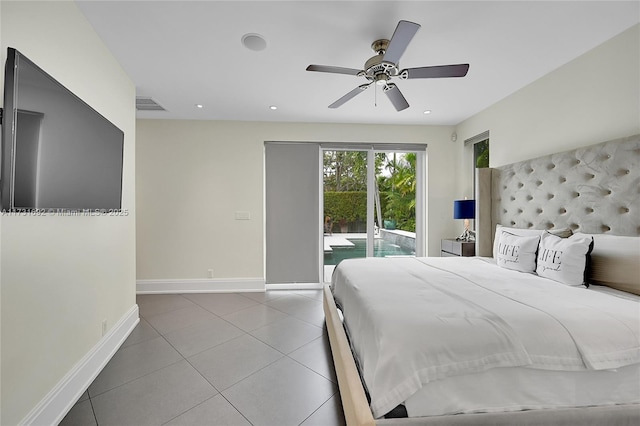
[322,146,425,282]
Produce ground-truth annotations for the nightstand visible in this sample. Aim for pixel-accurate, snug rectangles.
[441,239,475,257]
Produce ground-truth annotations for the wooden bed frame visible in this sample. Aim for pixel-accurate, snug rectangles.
[323,135,640,425]
[323,284,375,426]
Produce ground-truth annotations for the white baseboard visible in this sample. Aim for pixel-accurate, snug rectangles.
[20,305,139,426]
[266,283,323,290]
[136,278,265,294]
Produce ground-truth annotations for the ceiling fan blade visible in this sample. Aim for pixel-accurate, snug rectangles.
[328,84,371,108]
[383,20,421,65]
[306,65,362,76]
[402,64,470,79]
[383,83,409,111]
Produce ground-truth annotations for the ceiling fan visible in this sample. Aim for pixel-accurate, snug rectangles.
[306,20,469,112]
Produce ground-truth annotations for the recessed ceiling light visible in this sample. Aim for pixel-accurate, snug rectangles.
[195,104,204,109]
[242,33,267,51]
[269,105,278,110]
[423,110,432,114]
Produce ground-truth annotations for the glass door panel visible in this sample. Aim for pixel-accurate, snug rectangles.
[323,150,369,281]
[323,148,419,282]
[377,151,417,235]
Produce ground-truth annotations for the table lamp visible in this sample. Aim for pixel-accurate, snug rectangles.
[453,199,475,241]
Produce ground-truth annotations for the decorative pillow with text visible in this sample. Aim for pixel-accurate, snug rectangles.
[496,231,540,273]
[536,232,594,286]
[492,225,572,258]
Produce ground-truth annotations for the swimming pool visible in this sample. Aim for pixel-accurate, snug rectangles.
[324,238,415,266]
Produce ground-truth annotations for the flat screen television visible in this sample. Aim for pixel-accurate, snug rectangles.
[1,47,124,212]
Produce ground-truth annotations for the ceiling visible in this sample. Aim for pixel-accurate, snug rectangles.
[76,1,639,126]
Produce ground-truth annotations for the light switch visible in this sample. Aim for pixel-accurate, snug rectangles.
[235,211,251,220]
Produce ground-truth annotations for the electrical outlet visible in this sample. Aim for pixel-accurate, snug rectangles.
[207,269,214,278]
[102,319,108,336]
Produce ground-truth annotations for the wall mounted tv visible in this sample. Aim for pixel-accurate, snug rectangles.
[1,47,124,212]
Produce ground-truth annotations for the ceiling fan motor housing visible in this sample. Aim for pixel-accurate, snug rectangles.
[365,39,399,81]
[364,55,399,79]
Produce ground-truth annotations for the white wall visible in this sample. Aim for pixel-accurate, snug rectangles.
[136,120,457,285]
[456,24,640,196]
[0,2,136,425]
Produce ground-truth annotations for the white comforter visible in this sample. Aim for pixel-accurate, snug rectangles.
[331,256,640,418]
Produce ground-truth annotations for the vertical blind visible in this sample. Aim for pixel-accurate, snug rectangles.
[265,142,320,284]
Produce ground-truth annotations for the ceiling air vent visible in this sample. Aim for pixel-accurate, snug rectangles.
[136,97,166,111]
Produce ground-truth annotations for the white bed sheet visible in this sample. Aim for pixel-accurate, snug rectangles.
[331,256,640,418]
[403,359,640,417]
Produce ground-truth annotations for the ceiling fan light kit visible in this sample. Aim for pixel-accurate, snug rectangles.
[306,20,470,112]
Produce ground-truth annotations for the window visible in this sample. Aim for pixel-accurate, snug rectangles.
[465,131,490,197]
[474,139,489,169]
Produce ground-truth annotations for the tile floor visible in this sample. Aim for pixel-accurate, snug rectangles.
[60,290,345,426]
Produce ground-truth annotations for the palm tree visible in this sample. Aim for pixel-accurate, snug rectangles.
[383,153,416,231]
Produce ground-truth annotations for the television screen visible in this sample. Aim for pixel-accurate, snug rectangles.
[1,47,124,212]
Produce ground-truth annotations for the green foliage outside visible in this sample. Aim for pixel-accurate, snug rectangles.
[475,139,489,168]
[324,191,390,229]
[379,152,416,232]
[323,151,385,192]
[324,192,367,224]
[323,151,416,233]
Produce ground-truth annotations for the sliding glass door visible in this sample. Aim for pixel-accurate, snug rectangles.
[322,149,370,281]
[322,145,425,282]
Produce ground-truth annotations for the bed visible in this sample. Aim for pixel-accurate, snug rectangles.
[323,134,640,425]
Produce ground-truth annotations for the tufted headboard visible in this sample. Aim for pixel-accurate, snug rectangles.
[480,134,640,294]
[491,134,640,237]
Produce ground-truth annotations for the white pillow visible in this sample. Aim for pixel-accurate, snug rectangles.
[492,225,572,258]
[536,232,593,286]
[496,231,539,273]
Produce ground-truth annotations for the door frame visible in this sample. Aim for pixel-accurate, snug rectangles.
[320,143,427,282]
